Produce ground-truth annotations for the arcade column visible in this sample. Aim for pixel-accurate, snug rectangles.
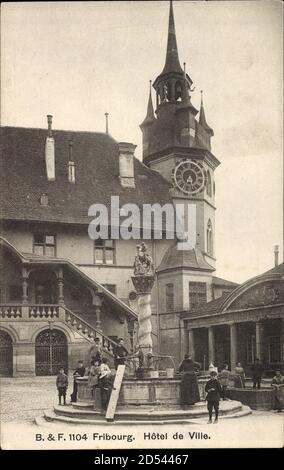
[208,326,215,365]
[230,323,238,370]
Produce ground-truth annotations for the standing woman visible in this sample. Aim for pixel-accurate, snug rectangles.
[178,354,201,406]
[234,362,246,388]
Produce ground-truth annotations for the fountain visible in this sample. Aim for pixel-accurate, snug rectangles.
[42,244,251,424]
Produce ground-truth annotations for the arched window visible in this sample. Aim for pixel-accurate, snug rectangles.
[206,171,212,197]
[161,82,171,102]
[207,220,213,256]
[175,81,182,101]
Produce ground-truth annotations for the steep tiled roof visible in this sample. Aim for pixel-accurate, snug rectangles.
[1,126,171,225]
[156,241,215,273]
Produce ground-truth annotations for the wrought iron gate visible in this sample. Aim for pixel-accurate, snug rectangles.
[35,329,68,376]
[0,330,13,376]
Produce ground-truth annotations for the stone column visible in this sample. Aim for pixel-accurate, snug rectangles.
[93,294,103,331]
[188,329,195,358]
[57,267,64,305]
[208,326,215,365]
[230,323,238,370]
[255,321,263,361]
[21,266,29,304]
[132,276,155,353]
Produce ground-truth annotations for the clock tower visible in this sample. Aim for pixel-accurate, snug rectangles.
[140,0,220,269]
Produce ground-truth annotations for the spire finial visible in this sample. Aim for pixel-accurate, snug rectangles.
[140,81,155,128]
[199,91,214,136]
[105,112,109,134]
[161,0,183,75]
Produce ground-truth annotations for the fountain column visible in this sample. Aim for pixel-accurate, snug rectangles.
[131,243,155,376]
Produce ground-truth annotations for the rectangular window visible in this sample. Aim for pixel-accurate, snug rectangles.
[33,233,56,257]
[166,283,174,311]
[102,284,117,295]
[189,282,207,310]
[94,239,115,265]
[9,285,22,302]
[268,336,281,364]
[246,335,256,365]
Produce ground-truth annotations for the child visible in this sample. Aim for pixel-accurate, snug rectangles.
[205,370,222,424]
[56,367,68,406]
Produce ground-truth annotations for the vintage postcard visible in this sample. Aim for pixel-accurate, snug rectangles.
[0,0,283,452]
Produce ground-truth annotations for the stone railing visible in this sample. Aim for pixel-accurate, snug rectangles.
[64,307,118,356]
[0,305,22,319]
[29,305,60,319]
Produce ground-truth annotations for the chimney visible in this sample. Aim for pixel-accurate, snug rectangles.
[118,142,137,188]
[274,245,279,267]
[45,114,55,181]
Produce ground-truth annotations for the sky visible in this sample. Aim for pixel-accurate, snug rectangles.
[1,0,283,283]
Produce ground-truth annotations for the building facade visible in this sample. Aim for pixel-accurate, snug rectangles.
[1,1,280,377]
[182,262,284,376]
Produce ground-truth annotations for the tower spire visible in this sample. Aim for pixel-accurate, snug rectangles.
[140,81,156,127]
[199,91,214,136]
[162,0,183,75]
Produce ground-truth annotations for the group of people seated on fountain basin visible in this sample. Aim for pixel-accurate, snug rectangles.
[57,337,128,412]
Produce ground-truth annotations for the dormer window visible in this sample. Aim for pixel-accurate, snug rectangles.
[68,161,75,183]
[40,193,49,206]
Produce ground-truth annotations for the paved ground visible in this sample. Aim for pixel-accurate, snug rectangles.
[1,377,283,449]
[0,376,74,423]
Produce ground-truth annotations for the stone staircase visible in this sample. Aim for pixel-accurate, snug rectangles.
[63,306,118,362]
[37,400,251,426]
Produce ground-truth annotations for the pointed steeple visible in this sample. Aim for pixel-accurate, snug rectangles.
[162,0,183,75]
[140,81,156,128]
[199,91,214,136]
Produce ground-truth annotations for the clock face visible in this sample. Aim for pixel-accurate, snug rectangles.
[172,160,206,195]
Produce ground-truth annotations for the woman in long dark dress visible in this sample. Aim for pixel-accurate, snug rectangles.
[178,354,201,406]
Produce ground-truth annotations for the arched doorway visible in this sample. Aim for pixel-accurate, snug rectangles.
[35,329,68,376]
[0,330,13,377]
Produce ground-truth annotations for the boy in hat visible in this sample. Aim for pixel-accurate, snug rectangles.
[205,370,222,423]
[56,367,68,406]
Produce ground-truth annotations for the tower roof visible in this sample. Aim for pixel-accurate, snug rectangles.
[156,241,215,273]
[199,91,214,136]
[140,82,156,128]
[161,1,183,75]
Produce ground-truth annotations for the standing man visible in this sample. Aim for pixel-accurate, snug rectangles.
[113,338,129,370]
[205,370,222,424]
[70,360,86,403]
[271,370,284,412]
[251,358,264,389]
